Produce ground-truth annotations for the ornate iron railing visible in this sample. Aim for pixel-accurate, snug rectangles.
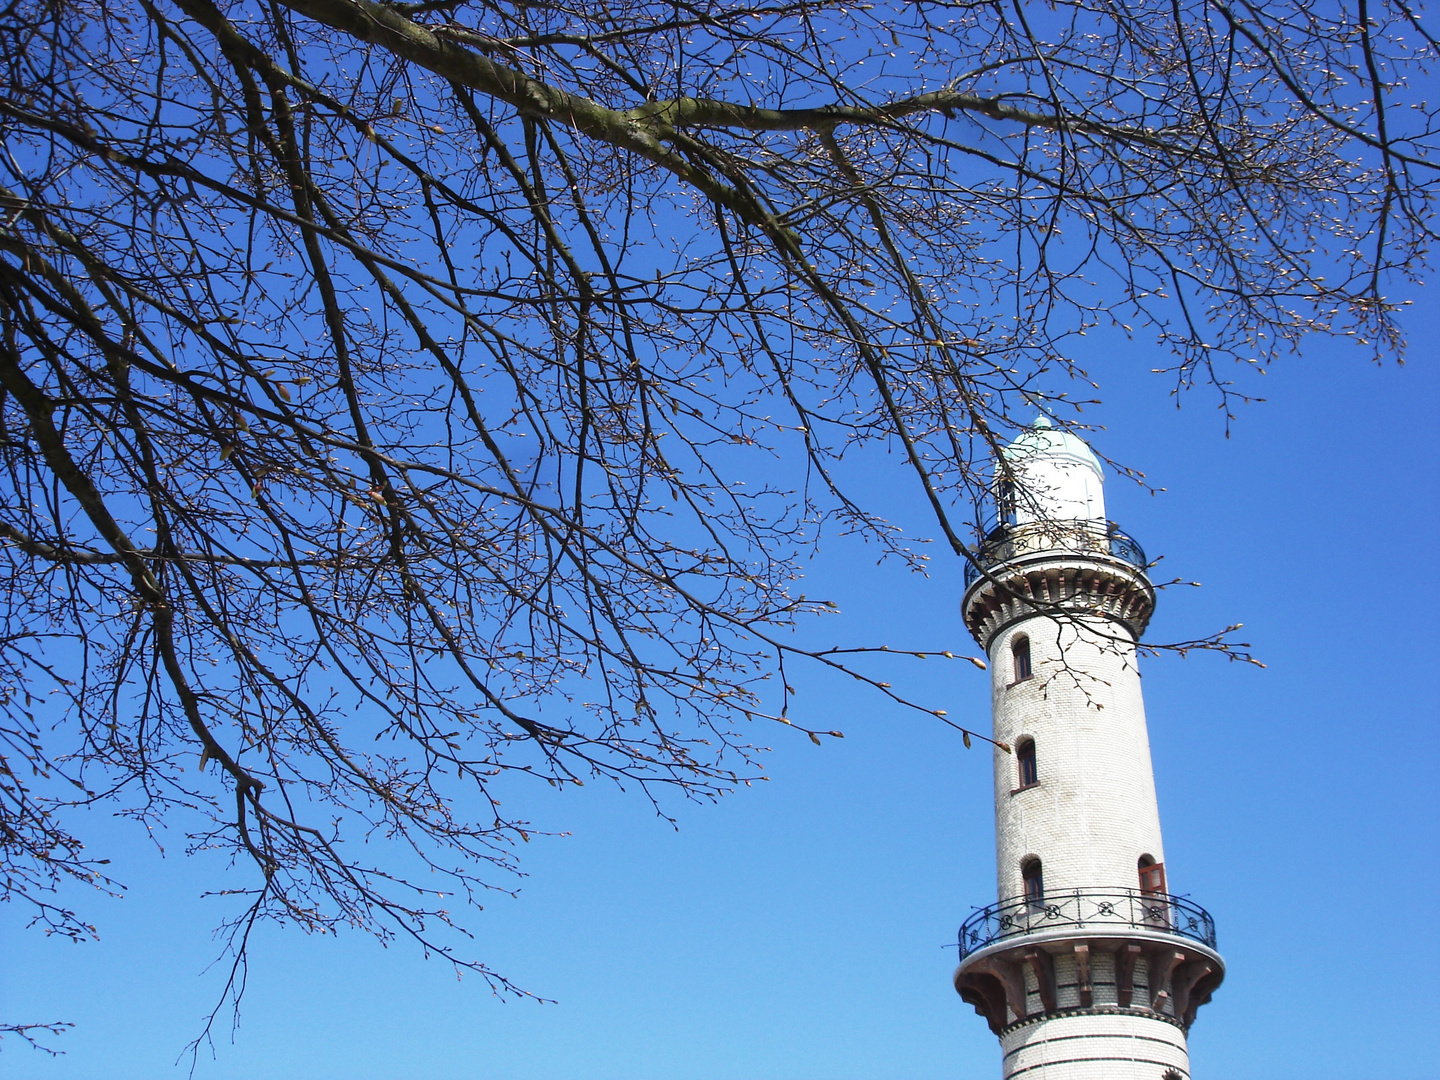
[957,889,1216,959]
[1105,525,1146,570]
[963,521,1148,587]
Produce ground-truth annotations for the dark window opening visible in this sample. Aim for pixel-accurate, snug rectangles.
[1016,738,1038,789]
[996,480,1017,528]
[1021,857,1044,906]
[1011,635,1032,682]
[1138,855,1167,896]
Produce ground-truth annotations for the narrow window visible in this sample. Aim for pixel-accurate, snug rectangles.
[1138,855,1167,896]
[1011,635,1032,682]
[996,479,1017,528]
[1016,737,1038,789]
[1021,857,1044,907]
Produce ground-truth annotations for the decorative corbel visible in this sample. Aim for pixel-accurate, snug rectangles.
[1022,948,1057,1014]
[1073,943,1093,1007]
[1115,943,1141,1008]
[1171,960,1214,1027]
[1149,950,1187,1013]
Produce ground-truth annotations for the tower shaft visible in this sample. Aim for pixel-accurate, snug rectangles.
[992,614,1163,903]
[954,423,1223,1080]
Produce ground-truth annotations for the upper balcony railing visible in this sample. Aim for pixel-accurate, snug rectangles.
[963,520,1147,588]
[957,888,1216,960]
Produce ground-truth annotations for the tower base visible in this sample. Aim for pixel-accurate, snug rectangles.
[1001,1010,1189,1080]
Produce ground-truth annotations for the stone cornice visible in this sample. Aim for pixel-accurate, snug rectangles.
[961,552,1155,651]
[954,932,1223,1037]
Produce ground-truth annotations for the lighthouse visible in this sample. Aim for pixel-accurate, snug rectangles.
[953,418,1224,1080]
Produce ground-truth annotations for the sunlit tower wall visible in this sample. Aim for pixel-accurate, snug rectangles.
[953,419,1224,1080]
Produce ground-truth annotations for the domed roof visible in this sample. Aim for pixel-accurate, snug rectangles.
[1001,416,1104,477]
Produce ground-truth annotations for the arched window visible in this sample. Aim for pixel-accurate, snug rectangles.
[1011,635,1032,682]
[1016,737,1038,789]
[1138,854,1167,896]
[1021,857,1044,907]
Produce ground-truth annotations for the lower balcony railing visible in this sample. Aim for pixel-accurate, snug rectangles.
[957,888,1217,960]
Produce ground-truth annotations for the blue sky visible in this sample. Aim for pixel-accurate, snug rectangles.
[4,313,1438,1079]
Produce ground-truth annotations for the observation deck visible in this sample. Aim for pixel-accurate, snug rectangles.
[953,889,1225,1036]
[959,518,1155,648]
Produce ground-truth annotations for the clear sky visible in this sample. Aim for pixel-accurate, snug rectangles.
[4,309,1438,1079]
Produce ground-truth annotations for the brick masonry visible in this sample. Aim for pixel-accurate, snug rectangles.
[1001,1012,1190,1080]
[990,614,1165,899]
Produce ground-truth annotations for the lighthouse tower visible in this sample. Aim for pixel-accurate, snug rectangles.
[953,419,1224,1080]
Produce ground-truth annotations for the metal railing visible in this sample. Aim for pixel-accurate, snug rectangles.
[1105,525,1146,570]
[957,888,1216,959]
[963,521,1148,588]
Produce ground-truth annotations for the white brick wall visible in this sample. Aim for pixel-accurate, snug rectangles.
[1001,1012,1190,1080]
[989,613,1167,900]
